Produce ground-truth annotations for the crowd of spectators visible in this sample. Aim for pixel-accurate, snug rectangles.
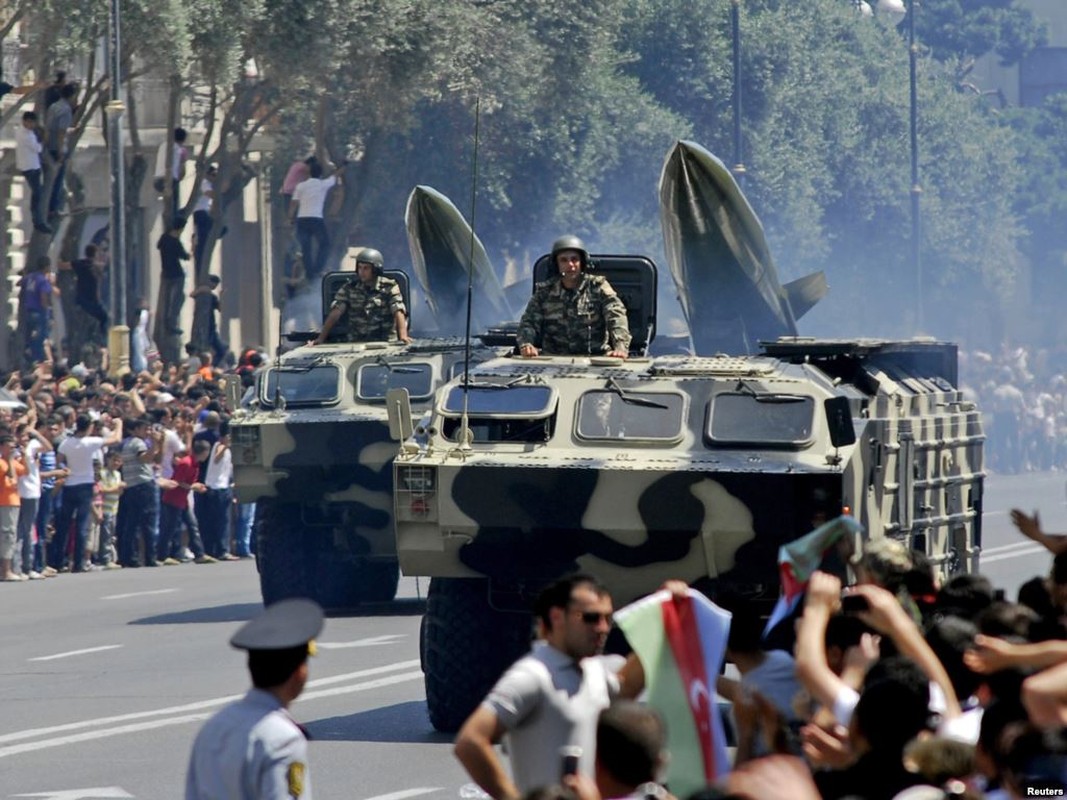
[483,518,1067,800]
[0,348,266,582]
[962,344,1067,475]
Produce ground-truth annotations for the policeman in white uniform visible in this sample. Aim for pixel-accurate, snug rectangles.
[185,598,324,800]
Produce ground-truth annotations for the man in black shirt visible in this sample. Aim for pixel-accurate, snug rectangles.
[190,274,229,368]
[71,244,108,336]
[157,216,189,338]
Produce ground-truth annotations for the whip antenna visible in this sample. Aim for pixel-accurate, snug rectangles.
[458,96,481,450]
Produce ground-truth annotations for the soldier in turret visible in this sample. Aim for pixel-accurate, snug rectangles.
[516,235,631,358]
[313,248,412,345]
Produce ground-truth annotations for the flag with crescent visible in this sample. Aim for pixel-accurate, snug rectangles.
[615,588,731,797]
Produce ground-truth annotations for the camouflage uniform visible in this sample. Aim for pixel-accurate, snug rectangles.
[516,274,631,356]
[329,276,406,342]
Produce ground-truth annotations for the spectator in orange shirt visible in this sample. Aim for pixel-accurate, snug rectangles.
[0,433,28,581]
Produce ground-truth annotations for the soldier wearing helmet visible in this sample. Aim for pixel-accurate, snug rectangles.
[516,235,631,358]
[313,248,412,345]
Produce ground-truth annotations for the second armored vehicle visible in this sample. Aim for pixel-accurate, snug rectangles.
[231,269,496,608]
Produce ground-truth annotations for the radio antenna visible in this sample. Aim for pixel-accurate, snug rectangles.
[458,96,481,451]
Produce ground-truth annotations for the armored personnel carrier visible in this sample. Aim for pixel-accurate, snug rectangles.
[232,184,513,609]
[388,251,985,731]
[231,268,501,608]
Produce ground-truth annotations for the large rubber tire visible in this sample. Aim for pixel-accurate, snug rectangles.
[422,577,532,732]
[256,502,311,606]
[312,552,362,610]
[359,559,400,603]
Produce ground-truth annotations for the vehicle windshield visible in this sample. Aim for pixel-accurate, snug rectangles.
[357,362,434,400]
[708,392,814,445]
[577,390,684,441]
[442,384,554,416]
[261,365,341,407]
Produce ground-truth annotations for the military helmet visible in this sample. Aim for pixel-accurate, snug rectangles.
[355,247,384,274]
[551,235,589,270]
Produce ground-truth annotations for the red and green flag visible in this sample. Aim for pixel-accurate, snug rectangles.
[762,514,864,637]
[615,589,732,798]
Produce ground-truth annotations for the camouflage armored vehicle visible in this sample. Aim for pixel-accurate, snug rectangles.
[231,267,501,608]
[389,251,985,732]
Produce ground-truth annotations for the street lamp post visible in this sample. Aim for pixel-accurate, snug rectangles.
[106,0,130,375]
[870,0,922,332]
[730,0,746,185]
[907,0,923,332]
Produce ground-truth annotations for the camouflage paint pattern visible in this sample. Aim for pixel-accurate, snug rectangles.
[404,185,514,332]
[659,140,827,356]
[394,342,985,605]
[232,337,500,574]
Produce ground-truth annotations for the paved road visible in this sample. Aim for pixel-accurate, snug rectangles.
[0,470,1062,799]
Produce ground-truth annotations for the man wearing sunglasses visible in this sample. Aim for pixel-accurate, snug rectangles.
[455,573,644,800]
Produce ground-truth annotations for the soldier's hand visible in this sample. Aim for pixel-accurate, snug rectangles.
[399,334,413,344]
[606,349,628,359]
[519,344,538,358]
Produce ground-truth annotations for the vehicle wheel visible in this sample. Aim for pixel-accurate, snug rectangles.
[308,545,361,610]
[359,559,400,603]
[256,502,310,605]
[422,577,532,732]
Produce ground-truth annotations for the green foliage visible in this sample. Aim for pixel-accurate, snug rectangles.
[918,0,1048,69]
[23,0,1062,347]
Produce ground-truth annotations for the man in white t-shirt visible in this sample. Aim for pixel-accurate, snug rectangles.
[288,160,347,278]
[192,164,220,269]
[14,422,54,579]
[154,126,189,222]
[53,414,122,572]
[194,427,237,560]
[153,407,186,480]
[16,111,51,233]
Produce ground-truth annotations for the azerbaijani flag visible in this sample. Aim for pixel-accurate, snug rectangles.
[615,589,731,798]
[762,514,864,637]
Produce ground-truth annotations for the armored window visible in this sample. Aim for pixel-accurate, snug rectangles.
[707,392,814,446]
[442,385,554,415]
[576,390,685,442]
[261,365,341,407]
[441,385,556,443]
[357,362,434,401]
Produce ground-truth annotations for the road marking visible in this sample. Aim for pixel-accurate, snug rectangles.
[0,660,423,758]
[361,789,442,800]
[12,787,133,798]
[980,544,1049,565]
[0,714,211,760]
[101,589,177,600]
[0,673,422,759]
[28,646,123,663]
[318,635,406,650]
[979,541,1038,556]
